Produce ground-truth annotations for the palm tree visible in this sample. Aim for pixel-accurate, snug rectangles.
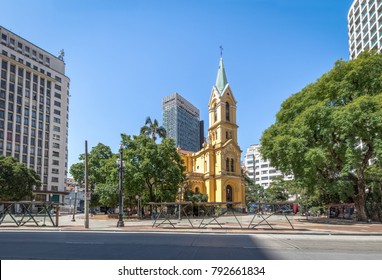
[140,117,166,142]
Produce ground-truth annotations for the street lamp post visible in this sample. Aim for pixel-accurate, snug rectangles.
[117,142,125,227]
[135,195,141,219]
[178,187,182,220]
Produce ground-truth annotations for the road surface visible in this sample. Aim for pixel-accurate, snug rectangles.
[0,231,381,260]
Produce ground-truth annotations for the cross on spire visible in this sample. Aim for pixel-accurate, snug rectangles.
[220,45,223,58]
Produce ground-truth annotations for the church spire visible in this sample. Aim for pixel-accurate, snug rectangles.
[215,47,228,95]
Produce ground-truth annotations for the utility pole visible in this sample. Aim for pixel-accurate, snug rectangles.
[71,187,78,222]
[84,140,90,228]
[117,142,125,227]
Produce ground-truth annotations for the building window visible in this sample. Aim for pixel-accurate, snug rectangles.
[214,104,217,122]
[231,159,234,172]
[226,102,230,121]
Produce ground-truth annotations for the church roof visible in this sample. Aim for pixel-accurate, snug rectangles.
[215,57,228,95]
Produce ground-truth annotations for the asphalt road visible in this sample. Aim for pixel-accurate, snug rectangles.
[1,231,382,260]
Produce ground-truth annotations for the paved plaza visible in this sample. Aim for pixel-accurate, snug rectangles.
[1,212,382,235]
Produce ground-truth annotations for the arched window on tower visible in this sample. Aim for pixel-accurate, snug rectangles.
[231,159,234,172]
[214,104,217,122]
[226,102,230,121]
[226,158,230,171]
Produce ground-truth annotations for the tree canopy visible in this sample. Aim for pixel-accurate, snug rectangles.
[260,52,382,221]
[69,143,115,207]
[0,155,41,201]
[121,134,185,203]
[69,135,186,209]
[69,143,114,191]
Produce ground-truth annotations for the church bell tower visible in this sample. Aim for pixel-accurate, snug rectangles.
[206,53,243,203]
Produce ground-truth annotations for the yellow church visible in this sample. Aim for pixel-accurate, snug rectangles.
[179,56,245,205]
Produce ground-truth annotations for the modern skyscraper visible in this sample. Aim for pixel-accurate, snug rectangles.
[348,0,382,59]
[0,26,70,203]
[244,144,293,188]
[162,92,202,152]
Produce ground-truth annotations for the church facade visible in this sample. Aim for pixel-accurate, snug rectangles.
[179,57,245,205]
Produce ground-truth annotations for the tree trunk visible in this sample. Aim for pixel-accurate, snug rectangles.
[354,179,368,222]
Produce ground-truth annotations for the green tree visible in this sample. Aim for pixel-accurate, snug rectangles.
[140,117,166,142]
[69,143,114,206]
[121,134,185,203]
[365,165,382,222]
[243,175,264,205]
[69,143,113,189]
[183,189,208,203]
[0,156,41,201]
[260,52,382,221]
[263,179,290,203]
[94,183,119,209]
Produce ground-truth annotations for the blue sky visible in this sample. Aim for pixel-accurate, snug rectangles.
[1,0,353,169]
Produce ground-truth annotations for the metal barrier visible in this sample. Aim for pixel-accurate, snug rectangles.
[147,201,296,230]
[194,202,243,229]
[149,202,194,228]
[248,202,295,230]
[0,201,60,227]
[148,201,245,229]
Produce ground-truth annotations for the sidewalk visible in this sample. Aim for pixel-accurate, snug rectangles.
[1,214,382,235]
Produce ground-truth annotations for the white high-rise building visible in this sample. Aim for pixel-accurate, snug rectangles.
[0,26,70,203]
[348,0,382,59]
[244,144,293,188]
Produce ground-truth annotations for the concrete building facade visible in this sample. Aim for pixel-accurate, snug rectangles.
[162,92,202,152]
[244,144,293,188]
[0,26,70,203]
